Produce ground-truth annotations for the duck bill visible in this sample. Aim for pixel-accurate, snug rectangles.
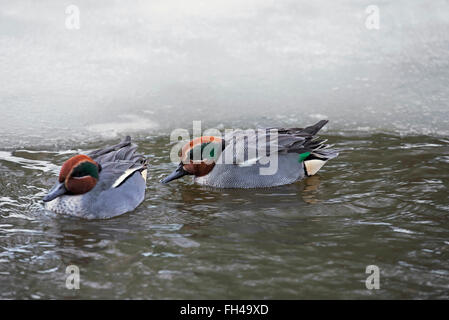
[43,182,67,202]
[161,163,189,184]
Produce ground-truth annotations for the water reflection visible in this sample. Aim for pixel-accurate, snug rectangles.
[302,175,321,204]
[176,175,321,209]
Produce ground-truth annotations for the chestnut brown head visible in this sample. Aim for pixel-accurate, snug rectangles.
[161,136,223,184]
[43,155,101,202]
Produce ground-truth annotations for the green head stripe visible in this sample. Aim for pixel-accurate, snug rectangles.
[201,142,215,158]
[298,152,311,163]
[188,142,220,161]
[72,161,99,179]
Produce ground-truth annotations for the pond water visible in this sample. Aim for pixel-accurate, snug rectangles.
[0,133,448,299]
[0,0,448,299]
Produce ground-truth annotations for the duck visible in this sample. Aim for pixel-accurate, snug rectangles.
[161,120,338,188]
[43,136,148,219]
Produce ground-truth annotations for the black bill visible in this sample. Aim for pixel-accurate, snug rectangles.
[160,163,190,184]
[43,182,67,202]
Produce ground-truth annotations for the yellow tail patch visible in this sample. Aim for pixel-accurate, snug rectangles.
[304,159,326,176]
[141,169,147,181]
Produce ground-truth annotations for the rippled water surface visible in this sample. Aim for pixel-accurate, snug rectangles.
[1,0,449,299]
[1,133,448,299]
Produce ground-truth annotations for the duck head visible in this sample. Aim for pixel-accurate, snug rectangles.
[161,136,224,184]
[43,155,101,202]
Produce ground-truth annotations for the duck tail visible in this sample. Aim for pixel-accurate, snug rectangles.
[303,144,339,176]
[272,119,338,176]
[302,120,329,135]
[302,121,338,176]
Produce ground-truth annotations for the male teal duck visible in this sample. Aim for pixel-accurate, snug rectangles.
[161,120,338,188]
[43,136,148,219]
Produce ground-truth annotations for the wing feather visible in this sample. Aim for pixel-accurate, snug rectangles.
[86,136,148,190]
[221,120,337,165]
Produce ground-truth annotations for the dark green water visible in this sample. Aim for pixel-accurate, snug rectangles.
[0,133,448,299]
